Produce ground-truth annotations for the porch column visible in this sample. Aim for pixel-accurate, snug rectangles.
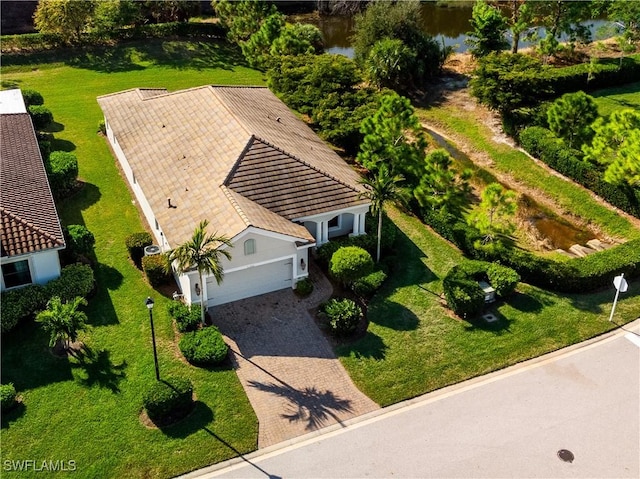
[316,221,322,243]
[359,212,366,235]
[352,213,361,235]
[322,221,329,244]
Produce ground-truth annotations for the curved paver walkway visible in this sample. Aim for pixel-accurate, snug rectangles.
[209,263,379,448]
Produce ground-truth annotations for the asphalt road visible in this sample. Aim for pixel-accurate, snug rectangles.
[184,322,640,479]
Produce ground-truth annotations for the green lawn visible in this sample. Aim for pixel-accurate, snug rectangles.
[418,104,640,241]
[338,207,640,407]
[591,81,640,117]
[1,40,264,478]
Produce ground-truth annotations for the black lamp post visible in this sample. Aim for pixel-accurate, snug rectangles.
[145,296,160,381]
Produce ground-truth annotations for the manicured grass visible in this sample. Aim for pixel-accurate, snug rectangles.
[591,81,640,117]
[418,105,640,240]
[1,39,263,478]
[338,207,640,407]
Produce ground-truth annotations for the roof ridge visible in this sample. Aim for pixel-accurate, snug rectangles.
[207,86,253,139]
[0,207,65,248]
[251,136,361,194]
[219,185,251,227]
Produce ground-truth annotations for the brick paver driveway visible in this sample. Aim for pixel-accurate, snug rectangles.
[209,264,379,448]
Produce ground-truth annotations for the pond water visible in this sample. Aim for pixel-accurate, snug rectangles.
[304,3,610,57]
[424,127,595,251]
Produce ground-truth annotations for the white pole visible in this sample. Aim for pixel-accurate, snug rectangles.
[608,273,625,322]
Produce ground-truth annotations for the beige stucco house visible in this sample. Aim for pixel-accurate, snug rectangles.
[1,89,66,291]
[98,86,370,307]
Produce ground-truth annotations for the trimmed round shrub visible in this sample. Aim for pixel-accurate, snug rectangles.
[63,224,95,258]
[316,240,343,266]
[0,284,48,333]
[179,326,228,365]
[142,376,193,421]
[47,151,79,198]
[1,384,17,412]
[294,277,314,297]
[167,301,200,333]
[353,269,387,298]
[321,297,363,336]
[45,264,95,302]
[329,246,374,286]
[444,282,485,318]
[21,89,44,107]
[28,105,53,130]
[125,232,153,268]
[142,254,170,287]
[487,263,520,298]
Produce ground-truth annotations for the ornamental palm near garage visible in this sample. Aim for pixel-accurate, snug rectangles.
[97,85,370,308]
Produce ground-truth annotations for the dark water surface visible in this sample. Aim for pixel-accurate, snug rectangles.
[302,3,609,57]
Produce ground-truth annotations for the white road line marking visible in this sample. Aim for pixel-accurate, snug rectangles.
[624,333,640,348]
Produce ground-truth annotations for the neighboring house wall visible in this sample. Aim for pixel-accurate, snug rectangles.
[0,249,62,291]
[104,119,170,251]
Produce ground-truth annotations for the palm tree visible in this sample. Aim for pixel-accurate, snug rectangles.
[359,165,405,262]
[167,220,232,324]
[36,296,88,353]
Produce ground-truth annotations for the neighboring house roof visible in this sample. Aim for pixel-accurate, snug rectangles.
[97,86,368,248]
[0,113,65,257]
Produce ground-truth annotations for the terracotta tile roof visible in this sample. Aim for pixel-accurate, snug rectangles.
[0,113,65,257]
[226,137,367,219]
[97,86,368,247]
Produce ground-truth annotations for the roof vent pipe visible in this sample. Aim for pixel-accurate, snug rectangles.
[167,197,172,208]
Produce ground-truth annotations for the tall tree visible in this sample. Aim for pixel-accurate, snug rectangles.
[582,109,640,188]
[36,296,89,353]
[468,183,518,249]
[357,92,428,183]
[352,0,443,83]
[167,220,233,324]
[414,149,472,217]
[92,0,142,31]
[213,0,277,43]
[546,91,598,149]
[466,0,509,58]
[33,0,96,42]
[240,12,285,69]
[359,166,405,262]
[502,0,532,54]
[526,0,594,58]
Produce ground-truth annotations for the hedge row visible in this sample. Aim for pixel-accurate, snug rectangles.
[1,22,226,53]
[541,55,640,99]
[0,264,95,333]
[519,126,640,218]
[421,209,640,294]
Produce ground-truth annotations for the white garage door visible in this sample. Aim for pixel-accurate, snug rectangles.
[207,258,293,306]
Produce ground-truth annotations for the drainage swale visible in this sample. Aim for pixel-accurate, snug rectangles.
[557,449,574,463]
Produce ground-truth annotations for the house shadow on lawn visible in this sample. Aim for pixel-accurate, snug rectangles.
[70,345,126,393]
[85,263,123,327]
[58,182,102,227]
[0,320,74,391]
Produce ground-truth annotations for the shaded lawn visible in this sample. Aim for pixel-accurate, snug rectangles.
[338,207,640,407]
[591,81,640,117]
[418,104,640,241]
[1,39,263,478]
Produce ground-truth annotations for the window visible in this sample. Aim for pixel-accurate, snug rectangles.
[244,239,256,255]
[328,215,340,230]
[2,260,32,288]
